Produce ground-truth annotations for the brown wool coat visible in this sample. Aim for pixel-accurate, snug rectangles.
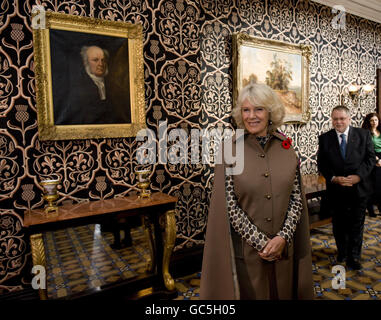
[200,132,314,300]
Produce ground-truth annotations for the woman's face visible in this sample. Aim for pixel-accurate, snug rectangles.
[370,116,379,129]
[241,98,269,136]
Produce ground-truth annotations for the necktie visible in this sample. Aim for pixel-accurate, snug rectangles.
[340,133,346,159]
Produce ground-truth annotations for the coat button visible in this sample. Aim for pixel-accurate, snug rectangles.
[264,173,269,177]
[265,195,271,199]
[266,217,272,222]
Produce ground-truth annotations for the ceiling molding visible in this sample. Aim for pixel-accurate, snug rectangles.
[311,0,381,24]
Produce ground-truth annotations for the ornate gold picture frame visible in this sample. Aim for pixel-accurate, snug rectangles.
[233,33,312,124]
[33,12,146,140]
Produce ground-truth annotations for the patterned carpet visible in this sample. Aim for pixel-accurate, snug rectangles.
[43,215,381,300]
[44,225,150,299]
[311,215,381,300]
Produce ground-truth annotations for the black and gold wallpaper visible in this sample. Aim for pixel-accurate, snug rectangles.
[0,0,380,292]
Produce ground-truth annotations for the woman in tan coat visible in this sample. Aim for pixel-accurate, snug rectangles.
[200,81,313,300]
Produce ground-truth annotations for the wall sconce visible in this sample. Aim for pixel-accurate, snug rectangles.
[348,84,359,99]
[347,83,375,101]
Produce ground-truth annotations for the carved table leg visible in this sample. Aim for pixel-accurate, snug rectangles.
[159,209,176,291]
[141,215,155,273]
[30,233,48,300]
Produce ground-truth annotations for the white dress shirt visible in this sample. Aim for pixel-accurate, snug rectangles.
[87,73,106,100]
[331,126,350,182]
[335,126,350,145]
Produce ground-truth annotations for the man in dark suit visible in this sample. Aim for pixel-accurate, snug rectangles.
[317,105,376,270]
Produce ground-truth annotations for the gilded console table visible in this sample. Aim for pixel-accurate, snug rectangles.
[24,192,177,300]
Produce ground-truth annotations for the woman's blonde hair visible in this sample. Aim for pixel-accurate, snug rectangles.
[232,81,285,133]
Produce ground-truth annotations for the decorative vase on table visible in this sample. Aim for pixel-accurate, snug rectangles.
[135,169,151,199]
[40,179,60,216]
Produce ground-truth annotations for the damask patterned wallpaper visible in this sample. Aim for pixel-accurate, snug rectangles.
[0,0,380,293]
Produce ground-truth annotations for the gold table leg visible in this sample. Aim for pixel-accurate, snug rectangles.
[159,209,176,291]
[141,215,155,273]
[30,233,48,300]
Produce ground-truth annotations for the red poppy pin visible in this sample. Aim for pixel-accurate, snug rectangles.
[282,137,292,149]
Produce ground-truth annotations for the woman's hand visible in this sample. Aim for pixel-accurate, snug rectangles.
[259,236,286,261]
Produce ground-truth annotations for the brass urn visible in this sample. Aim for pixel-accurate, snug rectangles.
[40,179,60,215]
[135,169,151,199]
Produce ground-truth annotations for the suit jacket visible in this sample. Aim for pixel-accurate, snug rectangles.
[54,67,131,125]
[317,126,376,198]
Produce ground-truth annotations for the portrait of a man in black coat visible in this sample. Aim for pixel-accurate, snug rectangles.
[51,30,131,125]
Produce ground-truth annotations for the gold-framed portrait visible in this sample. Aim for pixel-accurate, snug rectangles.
[232,33,312,124]
[33,12,146,140]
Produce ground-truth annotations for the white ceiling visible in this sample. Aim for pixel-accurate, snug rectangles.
[311,0,381,24]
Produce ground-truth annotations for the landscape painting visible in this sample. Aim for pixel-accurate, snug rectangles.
[233,33,312,123]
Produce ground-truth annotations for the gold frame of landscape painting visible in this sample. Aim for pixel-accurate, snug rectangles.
[232,33,312,124]
[33,12,146,140]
